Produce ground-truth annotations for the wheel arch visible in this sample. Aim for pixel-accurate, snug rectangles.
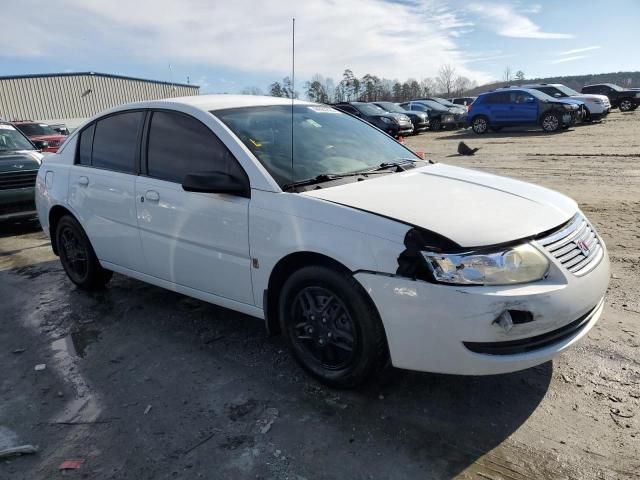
[48,205,76,255]
[264,251,354,335]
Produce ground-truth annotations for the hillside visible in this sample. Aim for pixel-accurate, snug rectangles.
[466,71,640,95]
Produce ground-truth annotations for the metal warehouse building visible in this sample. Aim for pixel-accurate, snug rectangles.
[0,72,199,129]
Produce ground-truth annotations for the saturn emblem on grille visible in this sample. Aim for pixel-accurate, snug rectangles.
[575,239,590,256]
[12,164,24,169]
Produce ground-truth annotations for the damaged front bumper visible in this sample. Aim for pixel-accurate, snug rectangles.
[355,246,609,375]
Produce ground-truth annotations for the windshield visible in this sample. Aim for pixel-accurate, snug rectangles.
[606,84,623,92]
[555,85,580,96]
[431,97,457,107]
[0,124,35,152]
[213,105,420,187]
[16,123,58,136]
[353,103,386,116]
[525,89,556,102]
[375,102,406,114]
[420,100,448,111]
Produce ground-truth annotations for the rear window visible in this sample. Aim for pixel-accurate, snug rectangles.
[481,93,509,104]
[91,112,143,173]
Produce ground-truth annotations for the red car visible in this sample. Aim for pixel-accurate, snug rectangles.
[13,121,67,152]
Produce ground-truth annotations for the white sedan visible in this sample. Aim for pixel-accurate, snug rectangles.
[35,95,609,387]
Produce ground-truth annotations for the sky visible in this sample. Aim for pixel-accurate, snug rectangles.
[1,0,639,94]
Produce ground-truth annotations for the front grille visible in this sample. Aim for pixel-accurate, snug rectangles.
[47,139,61,147]
[536,214,603,276]
[464,300,601,355]
[0,170,38,190]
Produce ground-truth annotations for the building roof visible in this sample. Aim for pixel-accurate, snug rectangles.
[0,71,198,89]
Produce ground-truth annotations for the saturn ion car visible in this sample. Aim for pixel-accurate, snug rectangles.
[35,95,609,387]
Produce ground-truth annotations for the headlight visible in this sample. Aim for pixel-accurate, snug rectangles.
[635,93,640,98]
[421,243,549,285]
[380,117,393,124]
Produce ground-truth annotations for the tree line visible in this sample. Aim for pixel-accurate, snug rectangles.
[242,65,479,103]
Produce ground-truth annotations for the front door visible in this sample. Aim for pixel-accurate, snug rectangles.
[135,110,253,305]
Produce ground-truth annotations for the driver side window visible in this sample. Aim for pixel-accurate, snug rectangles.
[146,111,245,184]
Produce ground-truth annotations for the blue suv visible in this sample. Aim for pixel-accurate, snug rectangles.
[467,88,580,134]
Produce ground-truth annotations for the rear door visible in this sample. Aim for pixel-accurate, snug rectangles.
[68,111,146,272]
[134,110,253,305]
[484,93,510,123]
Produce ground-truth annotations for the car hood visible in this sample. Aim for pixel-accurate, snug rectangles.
[303,163,577,247]
[0,150,42,173]
[571,93,609,103]
[29,134,67,142]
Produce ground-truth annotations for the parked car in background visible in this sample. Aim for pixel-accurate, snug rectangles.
[449,97,476,107]
[332,102,414,137]
[372,101,429,133]
[581,84,640,112]
[467,88,580,134]
[0,121,43,221]
[418,97,466,127]
[48,123,71,136]
[13,121,67,152]
[521,84,610,121]
[35,95,609,387]
[399,100,457,131]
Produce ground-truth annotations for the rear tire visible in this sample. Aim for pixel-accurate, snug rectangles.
[471,116,489,134]
[541,112,561,132]
[279,266,388,388]
[56,215,112,290]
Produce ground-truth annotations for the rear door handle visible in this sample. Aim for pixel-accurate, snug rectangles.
[145,190,160,202]
[77,176,89,186]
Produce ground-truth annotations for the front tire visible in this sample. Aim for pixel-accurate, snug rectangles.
[619,99,633,112]
[471,116,489,134]
[56,215,112,290]
[541,112,561,132]
[279,266,388,388]
[430,119,441,131]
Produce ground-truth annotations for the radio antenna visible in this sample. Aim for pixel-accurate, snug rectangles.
[290,17,295,187]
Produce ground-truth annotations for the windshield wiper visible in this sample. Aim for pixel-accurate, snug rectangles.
[282,169,395,191]
[365,158,418,173]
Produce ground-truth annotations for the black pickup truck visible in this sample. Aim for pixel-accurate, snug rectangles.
[581,83,640,112]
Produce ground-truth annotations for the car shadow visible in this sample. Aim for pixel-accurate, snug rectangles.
[433,128,572,140]
[0,217,41,238]
[4,265,552,478]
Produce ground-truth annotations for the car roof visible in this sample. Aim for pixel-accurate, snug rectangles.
[140,94,315,112]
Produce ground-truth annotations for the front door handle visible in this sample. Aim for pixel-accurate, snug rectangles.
[145,190,160,202]
[77,176,89,186]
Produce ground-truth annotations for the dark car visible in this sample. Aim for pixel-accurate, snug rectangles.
[467,88,579,134]
[13,121,67,152]
[415,97,466,127]
[399,101,457,131]
[581,83,640,112]
[331,102,414,137]
[449,97,476,107]
[0,121,43,221]
[372,101,429,133]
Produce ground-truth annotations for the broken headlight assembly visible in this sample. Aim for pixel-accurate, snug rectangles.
[421,243,549,286]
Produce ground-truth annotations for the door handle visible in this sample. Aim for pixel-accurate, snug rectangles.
[77,176,89,186]
[145,190,160,202]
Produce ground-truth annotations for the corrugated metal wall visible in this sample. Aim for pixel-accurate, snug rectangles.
[0,73,199,122]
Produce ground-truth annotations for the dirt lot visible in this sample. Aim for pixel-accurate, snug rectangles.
[1,112,639,480]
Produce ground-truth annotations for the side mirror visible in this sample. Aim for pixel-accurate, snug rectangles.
[525,97,535,103]
[182,171,249,197]
[32,139,49,151]
[553,92,562,98]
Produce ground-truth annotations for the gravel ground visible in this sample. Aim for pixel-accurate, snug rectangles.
[1,111,639,479]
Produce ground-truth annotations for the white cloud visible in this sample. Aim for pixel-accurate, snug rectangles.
[468,3,573,39]
[550,55,588,64]
[0,0,491,84]
[558,46,601,56]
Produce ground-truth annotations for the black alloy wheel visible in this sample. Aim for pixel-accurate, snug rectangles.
[56,215,112,290]
[279,266,388,388]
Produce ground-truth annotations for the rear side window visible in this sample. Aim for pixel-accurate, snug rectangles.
[92,111,143,173]
[482,93,510,104]
[77,124,95,166]
[146,111,244,184]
